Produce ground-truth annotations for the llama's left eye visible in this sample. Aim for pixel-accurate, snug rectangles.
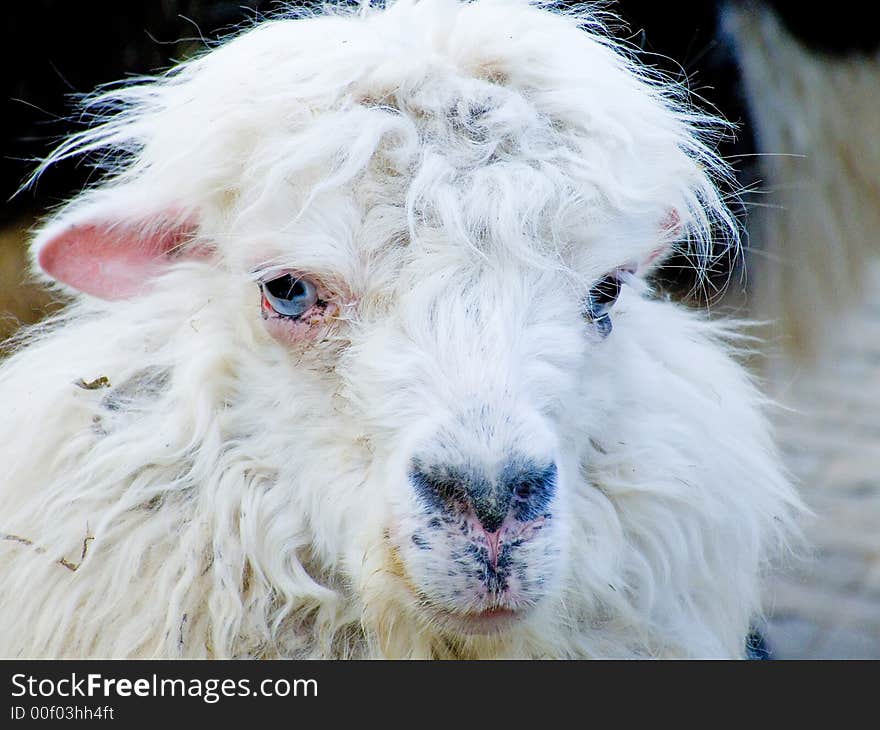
[260,274,318,318]
[584,273,622,337]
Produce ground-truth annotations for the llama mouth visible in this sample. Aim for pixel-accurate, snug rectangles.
[385,520,545,637]
[427,605,527,636]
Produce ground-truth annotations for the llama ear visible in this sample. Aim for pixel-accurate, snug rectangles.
[638,209,683,273]
[35,208,201,300]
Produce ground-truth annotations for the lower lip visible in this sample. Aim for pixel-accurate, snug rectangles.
[433,607,523,636]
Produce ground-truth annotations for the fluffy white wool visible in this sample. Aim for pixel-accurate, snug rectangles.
[0,0,800,658]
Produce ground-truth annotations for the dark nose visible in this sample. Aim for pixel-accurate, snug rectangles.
[409,459,557,532]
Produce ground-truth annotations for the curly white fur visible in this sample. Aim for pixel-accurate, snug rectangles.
[0,0,800,658]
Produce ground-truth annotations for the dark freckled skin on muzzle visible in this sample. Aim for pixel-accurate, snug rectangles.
[411,533,432,551]
[407,458,557,598]
[466,540,515,593]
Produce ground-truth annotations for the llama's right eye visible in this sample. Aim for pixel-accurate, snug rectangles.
[584,273,622,337]
[259,274,319,319]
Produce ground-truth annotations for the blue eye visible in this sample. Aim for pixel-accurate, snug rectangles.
[584,273,622,337]
[260,274,319,319]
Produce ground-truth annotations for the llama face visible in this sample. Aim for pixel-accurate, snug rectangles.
[236,190,633,639]
[204,63,664,640]
[342,266,584,633]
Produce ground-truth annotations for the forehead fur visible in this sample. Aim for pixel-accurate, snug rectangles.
[36,0,735,280]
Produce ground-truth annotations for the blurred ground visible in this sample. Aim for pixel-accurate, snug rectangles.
[760,263,880,658]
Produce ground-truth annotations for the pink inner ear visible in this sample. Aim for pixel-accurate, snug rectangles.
[640,209,683,270]
[642,244,668,269]
[38,220,196,300]
[660,209,682,237]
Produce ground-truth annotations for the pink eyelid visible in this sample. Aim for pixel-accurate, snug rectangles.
[255,270,349,344]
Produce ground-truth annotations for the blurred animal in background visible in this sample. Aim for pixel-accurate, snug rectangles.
[0,0,801,658]
[722,4,880,658]
[722,3,880,361]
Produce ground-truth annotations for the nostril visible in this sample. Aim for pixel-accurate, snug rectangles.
[409,460,505,531]
[505,462,557,522]
[514,479,535,500]
[512,463,556,499]
[409,461,477,514]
